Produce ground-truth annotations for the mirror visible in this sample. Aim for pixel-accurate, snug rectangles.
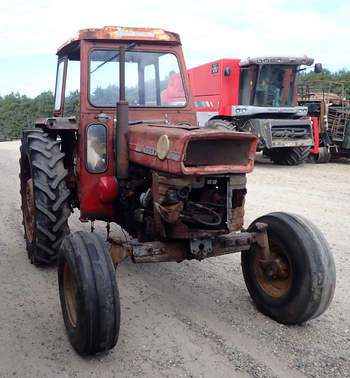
[314,63,322,73]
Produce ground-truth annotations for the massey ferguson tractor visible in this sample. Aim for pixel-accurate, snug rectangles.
[188,57,322,165]
[19,27,335,356]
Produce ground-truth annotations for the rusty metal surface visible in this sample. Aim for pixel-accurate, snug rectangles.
[230,204,245,231]
[35,117,78,130]
[108,236,132,268]
[111,229,269,264]
[166,227,228,240]
[151,172,166,238]
[128,125,257,175]
[116,101,129,179]
[58,26,181,55]
[253,238,292,298]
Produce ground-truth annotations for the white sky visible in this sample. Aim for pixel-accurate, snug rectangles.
[1,0,349,97]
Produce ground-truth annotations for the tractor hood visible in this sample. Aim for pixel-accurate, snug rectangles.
[128,124,257,175]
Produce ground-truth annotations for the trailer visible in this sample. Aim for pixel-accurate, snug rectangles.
[298,80,350,162]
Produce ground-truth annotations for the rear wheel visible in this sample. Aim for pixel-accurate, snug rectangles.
[316,146,331,163]
[19,129,70,265]
[58,231,120,355]
[241,212,336,324]
[205,119,236,131]
[268,146,310,165]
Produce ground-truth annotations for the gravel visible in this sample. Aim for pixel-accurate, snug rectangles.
[0,141,349,377]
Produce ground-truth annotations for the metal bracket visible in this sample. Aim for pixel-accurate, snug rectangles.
[249,222,270,261]
[189,238,213,258]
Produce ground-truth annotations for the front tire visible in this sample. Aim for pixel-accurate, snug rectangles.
[268,146,310,165]
[241,212,336,324]
[58,231,120,355]
[19,129,70,265]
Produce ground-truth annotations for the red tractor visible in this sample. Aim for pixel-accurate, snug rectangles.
[19,27,335,356]
[188,57,322,165]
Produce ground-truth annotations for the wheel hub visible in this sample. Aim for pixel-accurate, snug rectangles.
[253,241,292,297]
[23,178,35,243]
[63,262,78,328]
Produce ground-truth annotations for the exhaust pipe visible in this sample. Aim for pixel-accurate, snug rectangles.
[116,46,129,179]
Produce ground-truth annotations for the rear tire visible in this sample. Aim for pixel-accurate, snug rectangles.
[19,129,70,265]
[205,119,236,131]
[241,212,336,324]
[268,146,310,165]
[58,231,120,355]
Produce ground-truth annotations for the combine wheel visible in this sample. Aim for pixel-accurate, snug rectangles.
[205,119,235,131]
[58,231,120,355]
[19,129,70,265]
[316,147,331,163]
[241,212,336,324]
[268,146,310,165]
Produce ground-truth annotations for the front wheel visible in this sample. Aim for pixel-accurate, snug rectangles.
[241,212,336,324]
[268,146,310,165]
[58,231,120,355]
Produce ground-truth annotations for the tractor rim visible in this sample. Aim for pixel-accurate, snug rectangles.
[253,239,292,298]
[23,178,35,243]
[63,261,78,328]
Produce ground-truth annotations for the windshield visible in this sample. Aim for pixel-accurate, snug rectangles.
[239,64,298,107]
[89,50,186,107]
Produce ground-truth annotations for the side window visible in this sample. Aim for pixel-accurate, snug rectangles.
[54,60,65,111]
[144,64,156,105]
[125,62,138,105]
[64,60,80,118]
[159,54,186,106]
[90,50,119,106]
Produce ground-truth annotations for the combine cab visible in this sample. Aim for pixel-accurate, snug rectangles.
[189,57,322,165]
[19,27,335,355]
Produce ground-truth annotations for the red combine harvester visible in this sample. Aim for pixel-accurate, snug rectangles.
[19,27,335,356]
[189,57,322,165]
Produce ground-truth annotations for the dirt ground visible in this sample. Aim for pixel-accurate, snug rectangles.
[0,140,349,378]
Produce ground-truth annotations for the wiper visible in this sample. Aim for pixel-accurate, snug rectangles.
[128,119,166,125]
[90,42,136,74]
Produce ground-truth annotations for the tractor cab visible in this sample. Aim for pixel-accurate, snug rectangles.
[53,26,196,122]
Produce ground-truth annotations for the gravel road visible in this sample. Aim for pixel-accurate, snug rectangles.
[0,140,349,377]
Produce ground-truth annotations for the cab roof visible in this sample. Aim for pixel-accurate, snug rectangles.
[57,26,181,57]
[240,56,314,67]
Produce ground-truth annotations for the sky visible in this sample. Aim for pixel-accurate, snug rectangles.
[1,0,349,98]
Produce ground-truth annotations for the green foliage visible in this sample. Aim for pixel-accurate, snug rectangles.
[299,68,350,99]
[0,91,80,139]
[64,90,80,119]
